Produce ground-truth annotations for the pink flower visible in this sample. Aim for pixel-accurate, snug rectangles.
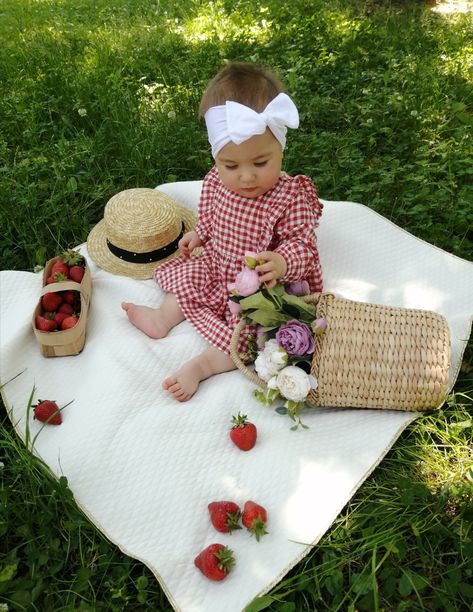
[312,318,327,336]
[286,280,310,296]
[234,267,261,296]
[228,299,242,316]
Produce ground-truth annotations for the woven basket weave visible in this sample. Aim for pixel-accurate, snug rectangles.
[230,293,451,412]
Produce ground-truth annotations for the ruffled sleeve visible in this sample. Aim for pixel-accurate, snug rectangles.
[273,175,323,283]
[195,167,220,243]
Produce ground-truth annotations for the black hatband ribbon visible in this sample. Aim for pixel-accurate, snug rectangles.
[107,223,185,264]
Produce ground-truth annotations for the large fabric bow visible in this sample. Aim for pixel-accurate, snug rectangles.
[205,93,299,158]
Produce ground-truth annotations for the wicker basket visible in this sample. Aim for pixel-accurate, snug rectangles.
[32,256,92,357]
[230,292,451,412]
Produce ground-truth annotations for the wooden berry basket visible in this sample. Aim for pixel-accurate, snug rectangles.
[230,292,452,412]
[32,256,92,357]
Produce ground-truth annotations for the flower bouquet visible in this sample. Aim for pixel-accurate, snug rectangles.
[228,254,327,429]
[230,254,451,429]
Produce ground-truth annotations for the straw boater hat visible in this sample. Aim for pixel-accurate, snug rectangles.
[87,188,197,279]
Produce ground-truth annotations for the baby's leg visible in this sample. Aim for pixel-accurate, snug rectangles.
[163,345,236,401]
[121,293,185,339]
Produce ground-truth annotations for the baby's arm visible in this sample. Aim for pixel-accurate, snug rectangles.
[179,230,203,258]
[266,180,322,283]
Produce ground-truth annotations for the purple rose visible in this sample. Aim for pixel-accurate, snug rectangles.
[286,280,310,296]
[276,320,315,356]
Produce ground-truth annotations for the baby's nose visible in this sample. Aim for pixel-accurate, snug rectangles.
[241,167,256,182]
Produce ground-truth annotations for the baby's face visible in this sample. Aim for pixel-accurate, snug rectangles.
[215,129,283,199]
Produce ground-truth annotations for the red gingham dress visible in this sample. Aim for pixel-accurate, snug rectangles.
[154,167,323,354]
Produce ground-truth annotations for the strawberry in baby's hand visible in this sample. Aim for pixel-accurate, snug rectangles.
[230,412,257,451]
[33,400,62,425]
[194,544,234,581]
[242,500,268,541]
[208,501,242,533]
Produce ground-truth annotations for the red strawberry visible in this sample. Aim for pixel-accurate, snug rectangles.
[58,302,74,314]
[230,413,257,451]
[50,261,70,277]
[61,290,76,305]
[33,400,62,425]
[60,249,85,266]
[42,292,62,312]
[242,501,268,541]
[46,271,68,284]
[61,315,79,329]
[35,315,57,331]
[54,312,70,327]
[69,265,85,283]
[194,544,234,581]
[208,501,242,533]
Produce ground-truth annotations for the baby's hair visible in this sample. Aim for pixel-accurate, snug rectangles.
[199,62,285,116]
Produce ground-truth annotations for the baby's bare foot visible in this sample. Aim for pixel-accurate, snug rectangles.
[121,302,171,339]
[162,362,203,402]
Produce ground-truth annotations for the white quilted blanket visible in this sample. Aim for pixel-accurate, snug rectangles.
[1,181,472,612]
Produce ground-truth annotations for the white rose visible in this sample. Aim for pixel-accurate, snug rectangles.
[275,366,314,402]
[254,339,288,381]
[254,352,281,382]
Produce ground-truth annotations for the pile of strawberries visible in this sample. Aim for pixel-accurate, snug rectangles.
[195,500,268,581]
[194,413,269,581]
[35,250,86,332]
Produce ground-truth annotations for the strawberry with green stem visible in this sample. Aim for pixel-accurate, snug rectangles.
[230,412,257,451]
[208,501,242,533]
[33,400,62,425]
[194,544,234,581]
[242,500,268,541]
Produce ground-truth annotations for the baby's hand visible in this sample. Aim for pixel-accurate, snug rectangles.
[255,251,287,288]
[179,231,202,258]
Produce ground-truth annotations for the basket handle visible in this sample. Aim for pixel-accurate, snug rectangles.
[229,318,268,390]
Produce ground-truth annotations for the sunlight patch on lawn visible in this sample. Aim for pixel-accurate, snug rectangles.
[169,0,272,45]
[431,0,473,14]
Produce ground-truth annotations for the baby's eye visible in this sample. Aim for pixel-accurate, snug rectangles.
[225,164,238,170]
[254,161,268,167]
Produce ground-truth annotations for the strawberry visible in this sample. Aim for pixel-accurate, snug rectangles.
[61,290,76,305]
[42,292,62,312]
[242,501,268,541]
[194,544,234,581]
[208,501,242,533]
[58,302,74,314]
[46,271,68,284]
[35,315,57,332]
[230,412,257,451]
[60,249,85,266]
[61,315,79,329]
[54,312,70,327]
[33,400,62,425]
[50,261,70,277]
[69,265,85,283]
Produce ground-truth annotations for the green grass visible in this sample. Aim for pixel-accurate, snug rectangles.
[1,0,472,609]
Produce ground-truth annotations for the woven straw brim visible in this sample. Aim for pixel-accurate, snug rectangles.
[87,190,197,280]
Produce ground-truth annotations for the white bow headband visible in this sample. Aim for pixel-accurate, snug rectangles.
[204,92,299,158]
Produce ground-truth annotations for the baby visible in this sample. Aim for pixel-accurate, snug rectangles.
[122,62,323,401]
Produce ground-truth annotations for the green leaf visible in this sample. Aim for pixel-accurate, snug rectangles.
[398,572,413,597]
[0,563,17,583]
[245,594,275,612]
